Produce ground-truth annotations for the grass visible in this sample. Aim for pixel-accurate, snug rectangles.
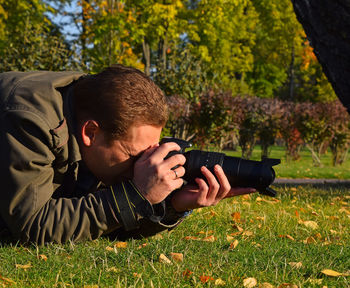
[0,186,349,287]
[223,145,350,180]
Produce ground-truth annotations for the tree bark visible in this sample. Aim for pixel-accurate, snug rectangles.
[291,0,350,111]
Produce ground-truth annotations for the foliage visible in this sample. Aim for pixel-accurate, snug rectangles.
[0,0,74,72]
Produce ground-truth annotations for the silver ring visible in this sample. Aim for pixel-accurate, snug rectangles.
[173,169,178,179]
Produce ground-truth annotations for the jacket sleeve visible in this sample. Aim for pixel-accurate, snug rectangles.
[0,109,122,244]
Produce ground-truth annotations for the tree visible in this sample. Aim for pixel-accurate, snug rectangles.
[0,0,74,72]
[291,0,350,111]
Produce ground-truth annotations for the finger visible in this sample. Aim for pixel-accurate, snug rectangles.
[171,166,186,179]
[136,144,159,162]
[154,142,182,160]
[224,187,256,198]
[164,153,186,170]
[172,178,185,191]
[195,177,209,204]
[213,165,231,199]
[200,166,219,201]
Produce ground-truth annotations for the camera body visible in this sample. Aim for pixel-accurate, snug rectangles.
[161,137,280,197]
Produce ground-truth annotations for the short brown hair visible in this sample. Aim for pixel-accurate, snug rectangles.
[73,65,168,139]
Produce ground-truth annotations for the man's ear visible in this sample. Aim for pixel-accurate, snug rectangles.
[81,120,100,147]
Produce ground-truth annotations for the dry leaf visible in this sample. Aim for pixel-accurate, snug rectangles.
[256,216,265,221]
[289,262,303,269]
[215,278,226,286]
[159,254,172,264]
[137,243,148,249]
[308,279,323,285]
[339,208,350,215]
[202,235,216,242]
[153,234,163,240]
[278,235,295,241]
[184,236,199,240]
[199,275,214,283]
[260,283,274,288]
[242,194,251,200]
[15,263,32,270]
[303,236,316,244]
[105,246,114,252]
[106,267,119,273]
[256,197,263,202]
[182,269,193,279]
[114,241,127,248]
[133,272,141,277]
[0,275,16,284]
[38,254,48,261]
[243,277,257,287]
[300,220,319,230]
[83,285,98,288]
[229,240,239,250]
[231,212,241,222]
[170,252,183,262]
[242,231,254,237]
[321,269,349,277]
[232,224,244,232]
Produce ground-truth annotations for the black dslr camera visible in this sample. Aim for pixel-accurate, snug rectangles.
[161,137,280,197]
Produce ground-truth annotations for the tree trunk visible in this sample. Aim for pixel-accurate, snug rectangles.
[142,38,151,76]
[291,0,350,112]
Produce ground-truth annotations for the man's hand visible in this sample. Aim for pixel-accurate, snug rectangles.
[132,142,186,204]
[171,165,256,212]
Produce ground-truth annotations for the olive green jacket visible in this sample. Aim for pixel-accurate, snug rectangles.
[0,71,129,244]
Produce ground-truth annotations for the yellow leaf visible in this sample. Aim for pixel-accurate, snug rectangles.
[15,263,32,270]
[308,279,323,285]
[303,236,317,244]
[153,234,163,240]
[106,246,114,252]
[231,212,241,222]
[106,267,119,273]
[242,231,254,237]
[84,285,99,288]
[170,252,183,262]
[232,224,244,232]
[38,254,48,261]
[256,216,265,221]
[114,241,127,248]
[289,262,303,269]
[256,197,263,202]
[0,275,16,284]
[302,220,319,230]
[243,277,257,287]
[184,236,200,240]
[214,278,226,286]
[159,254,172,264]
[339,208,350,215]
[321,269,349,277]
[229,240,239,250]
[278,284,298,288]
[226,235,234,242]
[202,235,216,242]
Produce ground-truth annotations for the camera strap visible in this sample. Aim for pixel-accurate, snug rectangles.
[110,181,165,231]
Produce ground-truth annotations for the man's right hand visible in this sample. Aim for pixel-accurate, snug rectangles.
[132,142,186,204]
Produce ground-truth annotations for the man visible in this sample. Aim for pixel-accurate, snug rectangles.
[0,65,255,245]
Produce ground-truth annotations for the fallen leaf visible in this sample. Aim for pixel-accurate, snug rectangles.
[231,212,241,222]
[106,246,114,252]
[256,216,265,221]
[159,254,172,264]
[260,283,274,288]
[133,272,141,277]
[184,236,199,240]
[290,187,297,192]
[114,241,127,248]
[202,235,216,242]
[232,224,244,232]
[182,269,193,279]
[106,267,119,273]
[153,234,163,240]
[289,262,303,269]
[83,285,98,288]
[339,208,350,215]
[170,252,183,262]
[256,197,263,202]
[300,220,319,230]
[199,275,214,283]
[38,254,48,261]
[229,240,239,250]
[321,269,349,277]
[137,243,148,249]
[242,231,254,237]
[242,201,251,207]
[15,263,32,270]
[0,275,16,284]
[242,194,251,200]
[243,277,257,287]
[215,278,226,286]
[303,236,317,244]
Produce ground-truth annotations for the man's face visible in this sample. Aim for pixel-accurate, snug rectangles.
[82,124,162,185]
